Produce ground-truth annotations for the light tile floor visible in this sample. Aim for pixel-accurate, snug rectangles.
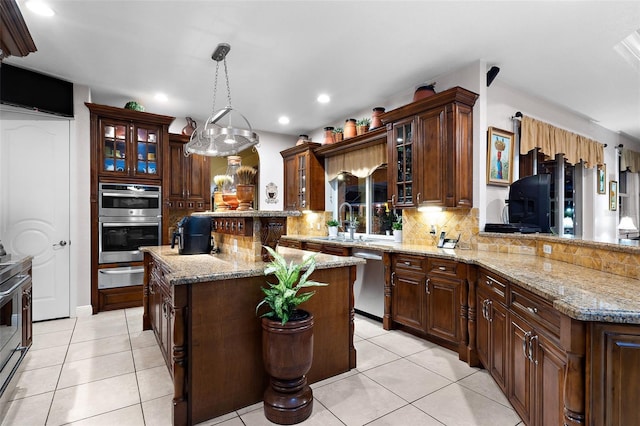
[0,308,523,426]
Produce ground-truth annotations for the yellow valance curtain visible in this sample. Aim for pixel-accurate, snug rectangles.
[621,149,640,173]
[520,115,604,168]
[326,143,386,180]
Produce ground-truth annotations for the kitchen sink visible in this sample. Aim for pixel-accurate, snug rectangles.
[309,236,397,246]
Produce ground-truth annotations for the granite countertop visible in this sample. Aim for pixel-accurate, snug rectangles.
[281,235,640,324]
[191,210,302,218]
[142,245,365,286]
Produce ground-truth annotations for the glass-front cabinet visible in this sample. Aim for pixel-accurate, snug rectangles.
[389,118,414,207]
[281,142,324,212]
[100,119,160,179]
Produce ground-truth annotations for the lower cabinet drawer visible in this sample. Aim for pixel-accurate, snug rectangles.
[478,269,508,304]
[510,285,560,338]
[427,258,464,278]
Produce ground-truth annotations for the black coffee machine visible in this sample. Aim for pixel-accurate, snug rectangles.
[171,216,213,255]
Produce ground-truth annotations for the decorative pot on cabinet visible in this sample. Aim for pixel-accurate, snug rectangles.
[371,107,385,129]
[413,84,436,102]
[344,119,357,138]
[323,127,335,145]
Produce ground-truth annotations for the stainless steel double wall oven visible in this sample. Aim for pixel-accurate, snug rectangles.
[98,183,161,289]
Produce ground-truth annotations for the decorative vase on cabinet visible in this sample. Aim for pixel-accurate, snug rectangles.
[222,156,242,210]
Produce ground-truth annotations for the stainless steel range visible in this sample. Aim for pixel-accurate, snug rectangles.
[98,183,161,288]
[0,255,31,397]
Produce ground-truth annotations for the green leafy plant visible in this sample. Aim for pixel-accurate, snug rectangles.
[326,218,340,227]
[256,246,328,324]
[333,127,343,134]
[356,118,371,127]
[392,218,403,230]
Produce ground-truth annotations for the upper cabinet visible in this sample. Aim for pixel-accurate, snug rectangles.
[86,103,173,182]
[0,0,37,59]
[165,133,211,210]
[382,86,478,209]
[281,142,324,211]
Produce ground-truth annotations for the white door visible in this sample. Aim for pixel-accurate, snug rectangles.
[0,117,71,321]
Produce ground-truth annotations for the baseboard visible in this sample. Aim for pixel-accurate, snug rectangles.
[75,305,93,317]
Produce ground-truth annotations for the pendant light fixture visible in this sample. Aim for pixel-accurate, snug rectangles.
[185,43,259,157]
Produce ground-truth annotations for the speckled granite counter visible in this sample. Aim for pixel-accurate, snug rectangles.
[141,245,365,286]
[281,235,640,324]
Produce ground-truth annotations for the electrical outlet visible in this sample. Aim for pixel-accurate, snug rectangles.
[233,239,238,253]
[543,244,552,254]
[317,223,321,230]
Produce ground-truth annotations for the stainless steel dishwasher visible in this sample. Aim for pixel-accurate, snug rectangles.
[352,249,385,320]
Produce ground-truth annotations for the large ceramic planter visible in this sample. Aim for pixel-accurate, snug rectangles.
[262,310,314,424]
[328,226,338,238]
[393,229,403,242]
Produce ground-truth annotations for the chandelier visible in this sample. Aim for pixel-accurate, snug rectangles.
[184,43,259,157]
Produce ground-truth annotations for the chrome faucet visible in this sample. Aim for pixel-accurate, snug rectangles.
[339,202,356,240]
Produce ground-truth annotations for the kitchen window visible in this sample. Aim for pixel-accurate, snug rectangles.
[332,165,400,236]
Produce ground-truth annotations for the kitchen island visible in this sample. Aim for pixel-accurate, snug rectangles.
[141,245,364,426]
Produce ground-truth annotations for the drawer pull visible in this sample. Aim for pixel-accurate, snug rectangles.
[526,306,538,314]
[391,272,396,286]
[404,261,411,266]
[438,266,446,271]
[425,278,430,294]
[486,279,492,287]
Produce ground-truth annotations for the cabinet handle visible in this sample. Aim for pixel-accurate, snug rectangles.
[487,300,493,322]
[481,300,487,320]
[438,266,446,271]
[404,261,411,266]
[528,334,538,364]
[522,331,531,359]
[416,192,421,205]
[391,272,396,286]
[425,278,430,294]
[486,279,492,287]
[526,306,538,315]
[391,194,396,206]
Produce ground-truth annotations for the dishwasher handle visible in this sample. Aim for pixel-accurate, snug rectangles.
[352,251,383,261]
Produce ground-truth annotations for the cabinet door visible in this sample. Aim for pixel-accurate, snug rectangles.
[534,331,566,426]
[132,125,161,178]
[387,118,415,207]
[283,154,297,210]
[476,290,491,369]
[426,274,460,344]
[186,154,209,205]
[168,141,187,200]
[508,313,534,425]
[162,295,174,369]
[489,299,508,392]
[99,119,130,176]
[392,270,425,332]
[416,107,446,206]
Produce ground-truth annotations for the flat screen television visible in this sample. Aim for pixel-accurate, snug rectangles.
[0,64,74,117]
[508,174,551,233]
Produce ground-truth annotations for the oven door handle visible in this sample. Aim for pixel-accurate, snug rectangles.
[101,223,160,227]
[101,192,160,199]
[0,274,30,298]
[99,267,145,275]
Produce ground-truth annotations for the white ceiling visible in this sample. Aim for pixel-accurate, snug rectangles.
[6,1,640,141]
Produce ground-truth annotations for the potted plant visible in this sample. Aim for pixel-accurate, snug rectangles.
[327,218,340,238]
[257,246,328,424]
[356,118,371,135]
[333,127,344,142]
[235,165,257,211]
[392,218,403,242]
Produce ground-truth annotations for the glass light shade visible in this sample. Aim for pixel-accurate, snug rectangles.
[617,216,637,232]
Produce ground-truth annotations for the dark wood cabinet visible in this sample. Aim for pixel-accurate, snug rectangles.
[163,133,211,241]
[382,86,477,208]
[147,257,177,375]
[425,258,465,347]
[280,142,325,211]
[588,323,640,426]
[21,266,33,348]
[86,102,174,313]
[391,254,427,332]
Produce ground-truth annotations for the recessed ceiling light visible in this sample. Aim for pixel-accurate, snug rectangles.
[278,116,290,125]
[154,93,168,102]
[25,1,54,17]
[317,94,330,104]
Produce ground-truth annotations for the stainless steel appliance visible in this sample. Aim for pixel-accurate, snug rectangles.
[352,249,385,320]
[171,216,213,255]
[0,258,29,396]
[98,218,161,264]
[98,182,161,288]
[98,182,161,218]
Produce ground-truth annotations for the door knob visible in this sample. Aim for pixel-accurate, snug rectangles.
[53,240,68,248]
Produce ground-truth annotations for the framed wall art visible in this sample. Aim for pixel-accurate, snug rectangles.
[597,164,606,194]
[486,127,514,186]
[610,180,618,211]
